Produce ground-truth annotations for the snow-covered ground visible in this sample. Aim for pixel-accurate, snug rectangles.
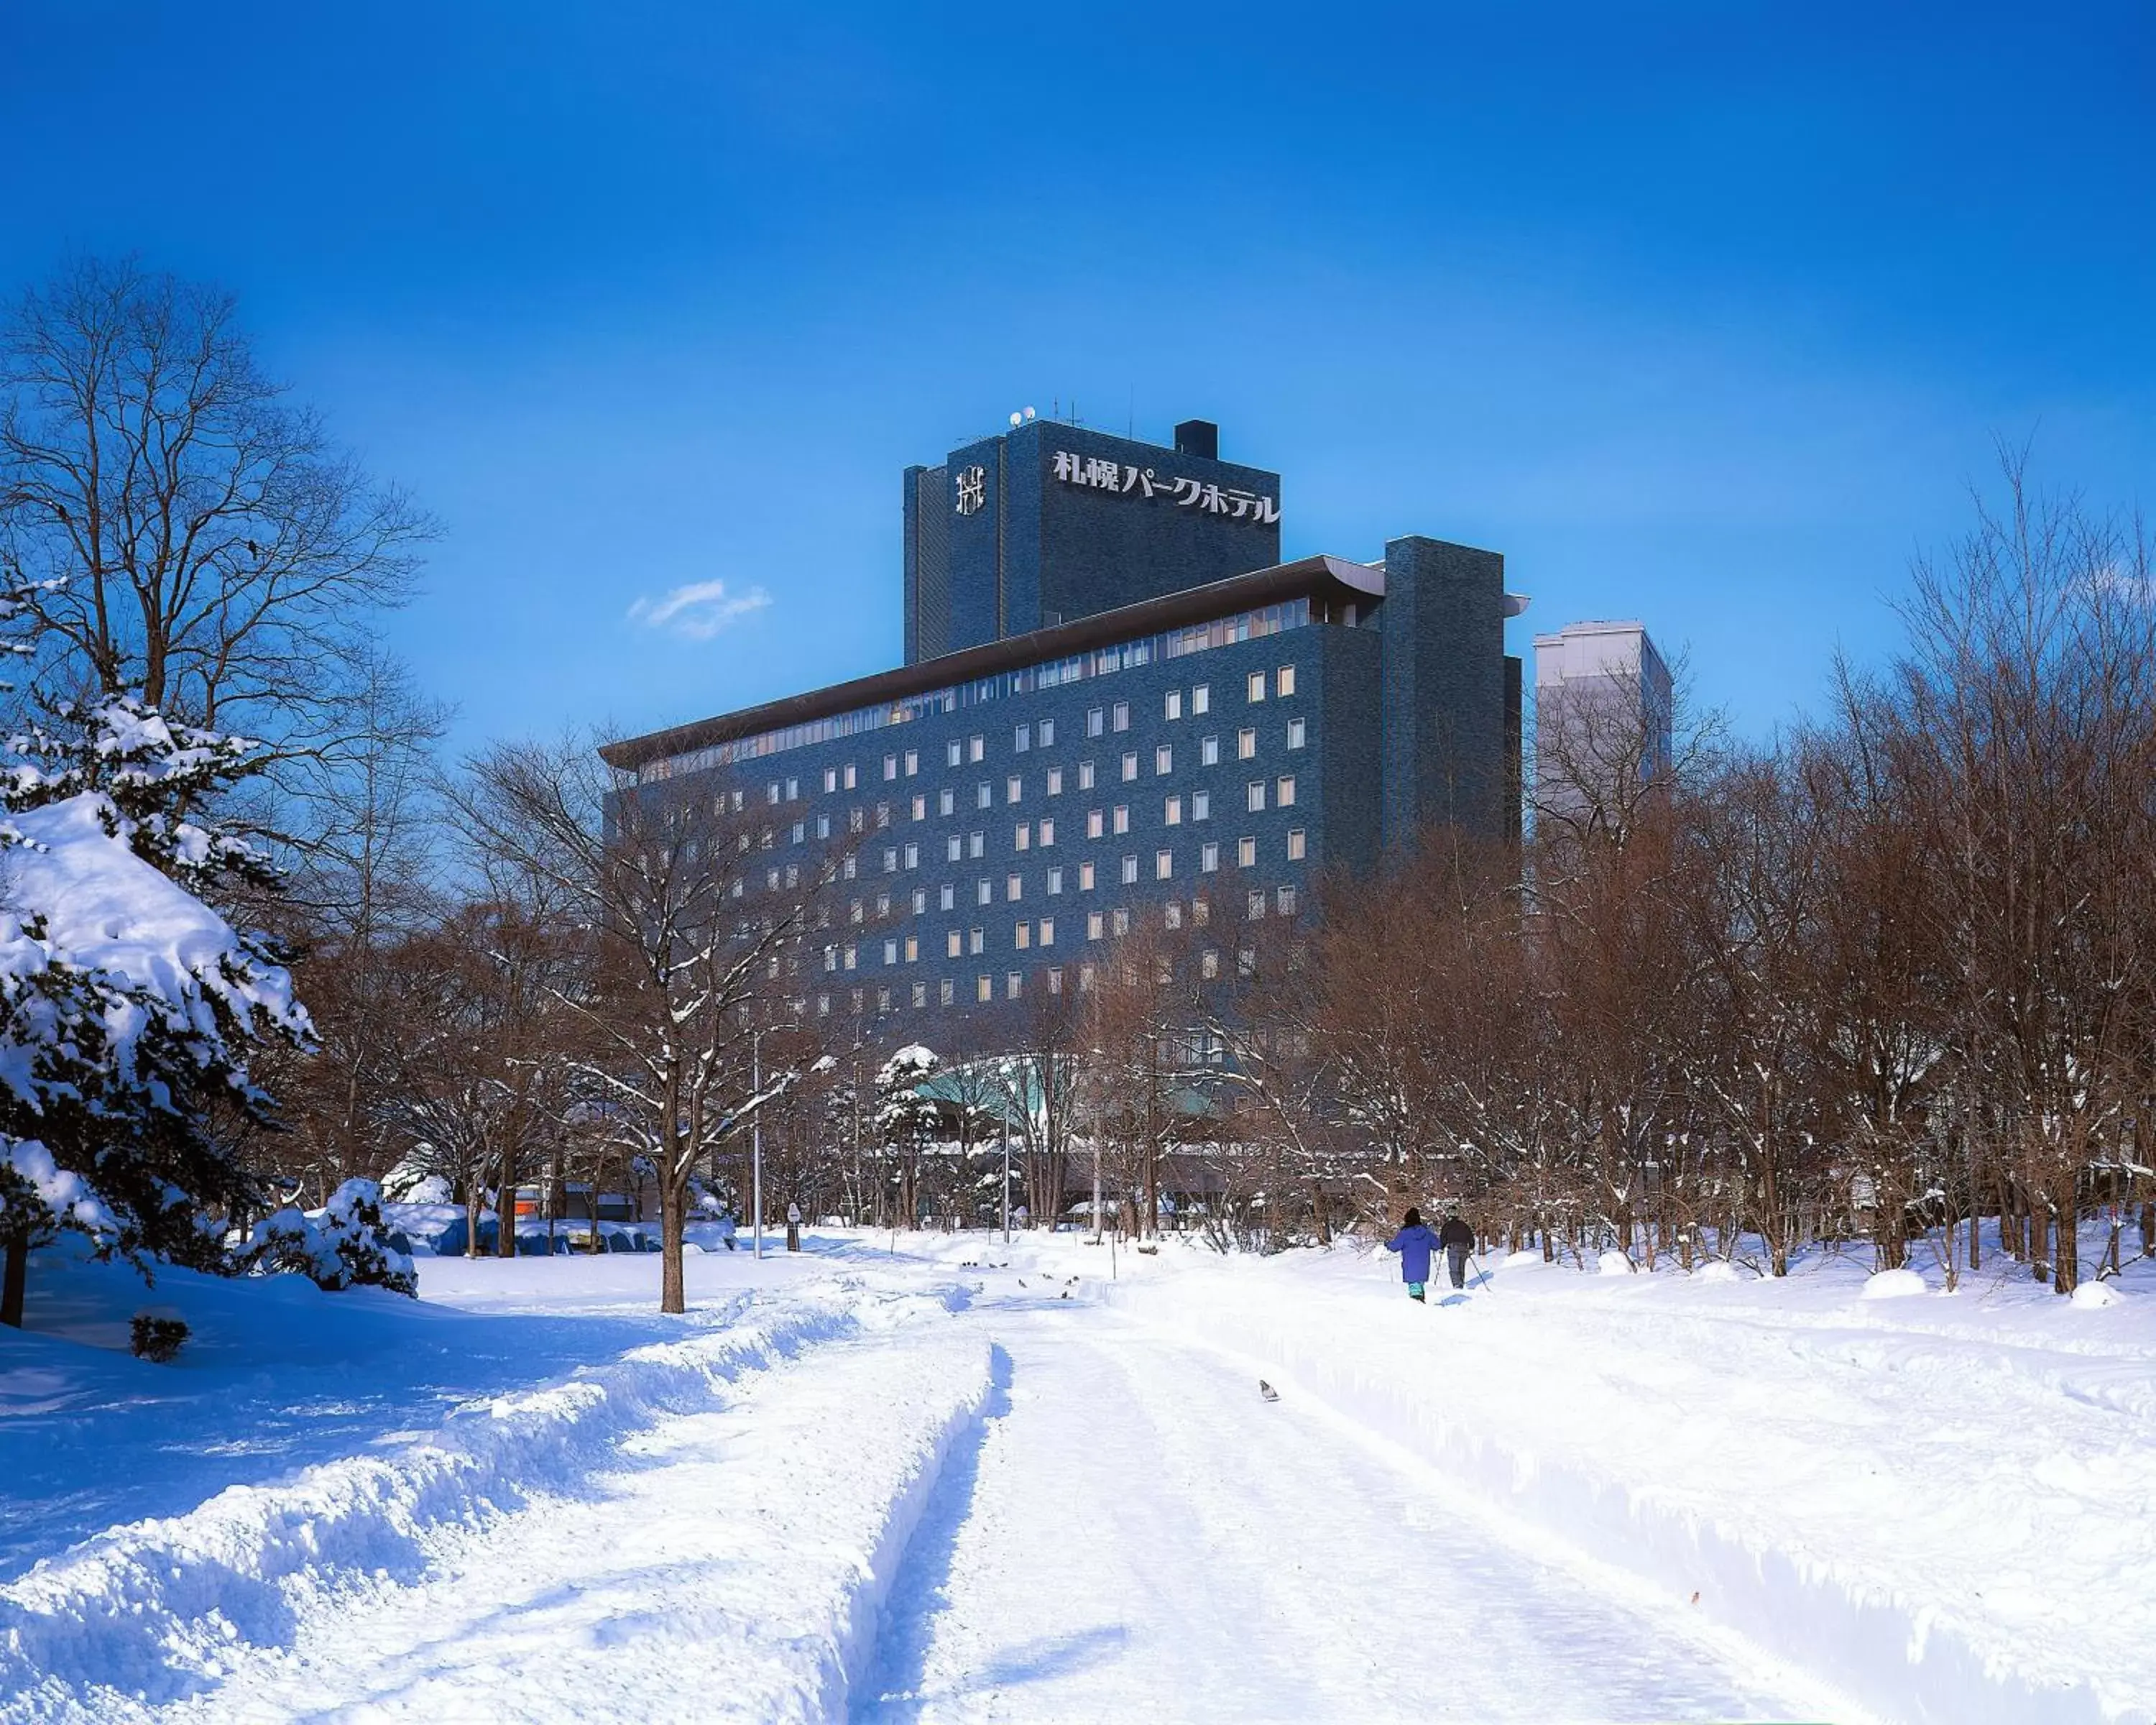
[4,1228,2151,1722]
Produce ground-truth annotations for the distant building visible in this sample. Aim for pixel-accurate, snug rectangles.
[1531,621,1673,831]
[607,414,1531,1040]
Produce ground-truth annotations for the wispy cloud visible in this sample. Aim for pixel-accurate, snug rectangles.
[626,579,773,641]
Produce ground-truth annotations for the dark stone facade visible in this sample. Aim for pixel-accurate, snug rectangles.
[905,420,1281,665]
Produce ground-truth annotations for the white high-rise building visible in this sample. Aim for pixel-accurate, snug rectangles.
[1532,621,1672,829]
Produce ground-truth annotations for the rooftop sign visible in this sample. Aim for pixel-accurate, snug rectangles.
[1049,449,1279,525]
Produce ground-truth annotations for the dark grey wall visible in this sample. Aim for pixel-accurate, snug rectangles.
[911,420,1281,663]
[1376,535,1511,850]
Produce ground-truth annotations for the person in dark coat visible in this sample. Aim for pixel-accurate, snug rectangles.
[1384,1207,1442,1301]
[1437,1209,1476,1289]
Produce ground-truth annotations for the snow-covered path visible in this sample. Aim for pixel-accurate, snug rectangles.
[858,1297,1846,1724]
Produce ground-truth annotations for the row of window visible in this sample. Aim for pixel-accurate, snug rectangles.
[637,601,1315,784]
[804,939,1281,1018]
[821,881,1302,975]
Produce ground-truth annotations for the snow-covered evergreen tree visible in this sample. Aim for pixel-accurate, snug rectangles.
[0,580,312,1323]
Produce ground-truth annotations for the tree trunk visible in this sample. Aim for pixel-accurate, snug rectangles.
[497,1136,518,1258]
[2051,1176,2079,1295]
[1,1230,27,1328]
[658,1176,688,1315]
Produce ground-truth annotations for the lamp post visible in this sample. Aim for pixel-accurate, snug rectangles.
[1000,1103,1011,1246]
[752,1028,764,1261]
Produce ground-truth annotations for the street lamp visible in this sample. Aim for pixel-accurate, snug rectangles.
[752,1028,765,1261]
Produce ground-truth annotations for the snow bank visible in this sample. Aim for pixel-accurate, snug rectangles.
[0,1277,970,1712]
[1859,1266,1930,1300]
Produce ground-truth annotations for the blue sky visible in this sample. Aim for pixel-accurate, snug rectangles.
[4,3,2150,754]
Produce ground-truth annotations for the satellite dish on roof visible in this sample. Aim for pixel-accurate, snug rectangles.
[1023,405,1036,419]
[1010,412,1023,428]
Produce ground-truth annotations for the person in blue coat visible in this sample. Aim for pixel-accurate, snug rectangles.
[1385,1208,1443,1302]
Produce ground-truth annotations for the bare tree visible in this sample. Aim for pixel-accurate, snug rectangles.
[0,254,434,792]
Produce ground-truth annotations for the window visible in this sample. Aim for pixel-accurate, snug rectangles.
[1121,855,1140,885]
[1238,728,1257,760]
[1165,690,1183,721]
[1015,921,1031,950]
[1249,890,1267,920]
[1047,966,1064,995]
[1278,665,1296,697]
[768,782,780,805]
[1014,724,1030,753]
[884,939,899,965]
[1192,896,1210,926]
[1087,809,1105,840]
[941,979,956,1006]
[1201,949,1220,979]
[1015,823,1031,852]
[946,740,962,768]
[1087,707,1105,737]
[977,878,992,905]
[1006,971,1022,1000]
[977,975,992,1003]
[849,809,864,834]
[1079,965,1096,993]
[843,856,857,880]
[1047,865,1064,894]
[877,803,893,828]
[1276,775,1296,808]
[946,835,962,862]
[1038,818,1056,847]
[977,782,992,809]
[913,982,928,1008]
[883,847,899,873]
[1287,717,1307,750]
[1247,671,1266,703]
[1248,781,1266,813]
[1202,735,1220,767]
[1201,842,1220,873]
[969,831,985,858]
[969,927,985,955]
[817,993,830,1016]
[905,934,919,961]
[1238,836,1258,868]
[843,943,857,969]
[969,735,985,763]
[1112,702,1130,732]
[1112,907,1130,937]
[911,795,926,821]
[939,788,955,816]
[904,750,918,776]
[1047,767,1063,796]
[903,842,920,868]
[1193,684,1210,716]
[1079,861,1095,891]
[1165,795,1182,826]
[1112,805,1130,835]
[1008,776,1022,804]
[1039,719,1056,748]
[823,768,838,794]
[875,891,891,916]
[1007,873,1023,901]
[884,755,898,781]
[1079,760,1096,791]
[877,987,891,1013]
[1165,901,1183,929]
[911,889,926,915]
[816,814,831,839]
[1156,849,1174,880]
[792,822,806,844]
[1087,911,1105,941]
[1288,828,1307,861]
[1156,744,1173,776]
[1038,916,1055,947]
[1192,789,1210,822]
[844,764,858,790]
[939,883,956,911]
[1122,752,1138,783]
[1277,885,1298,916]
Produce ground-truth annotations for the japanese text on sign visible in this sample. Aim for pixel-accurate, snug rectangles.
[1049,450,1279,524]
